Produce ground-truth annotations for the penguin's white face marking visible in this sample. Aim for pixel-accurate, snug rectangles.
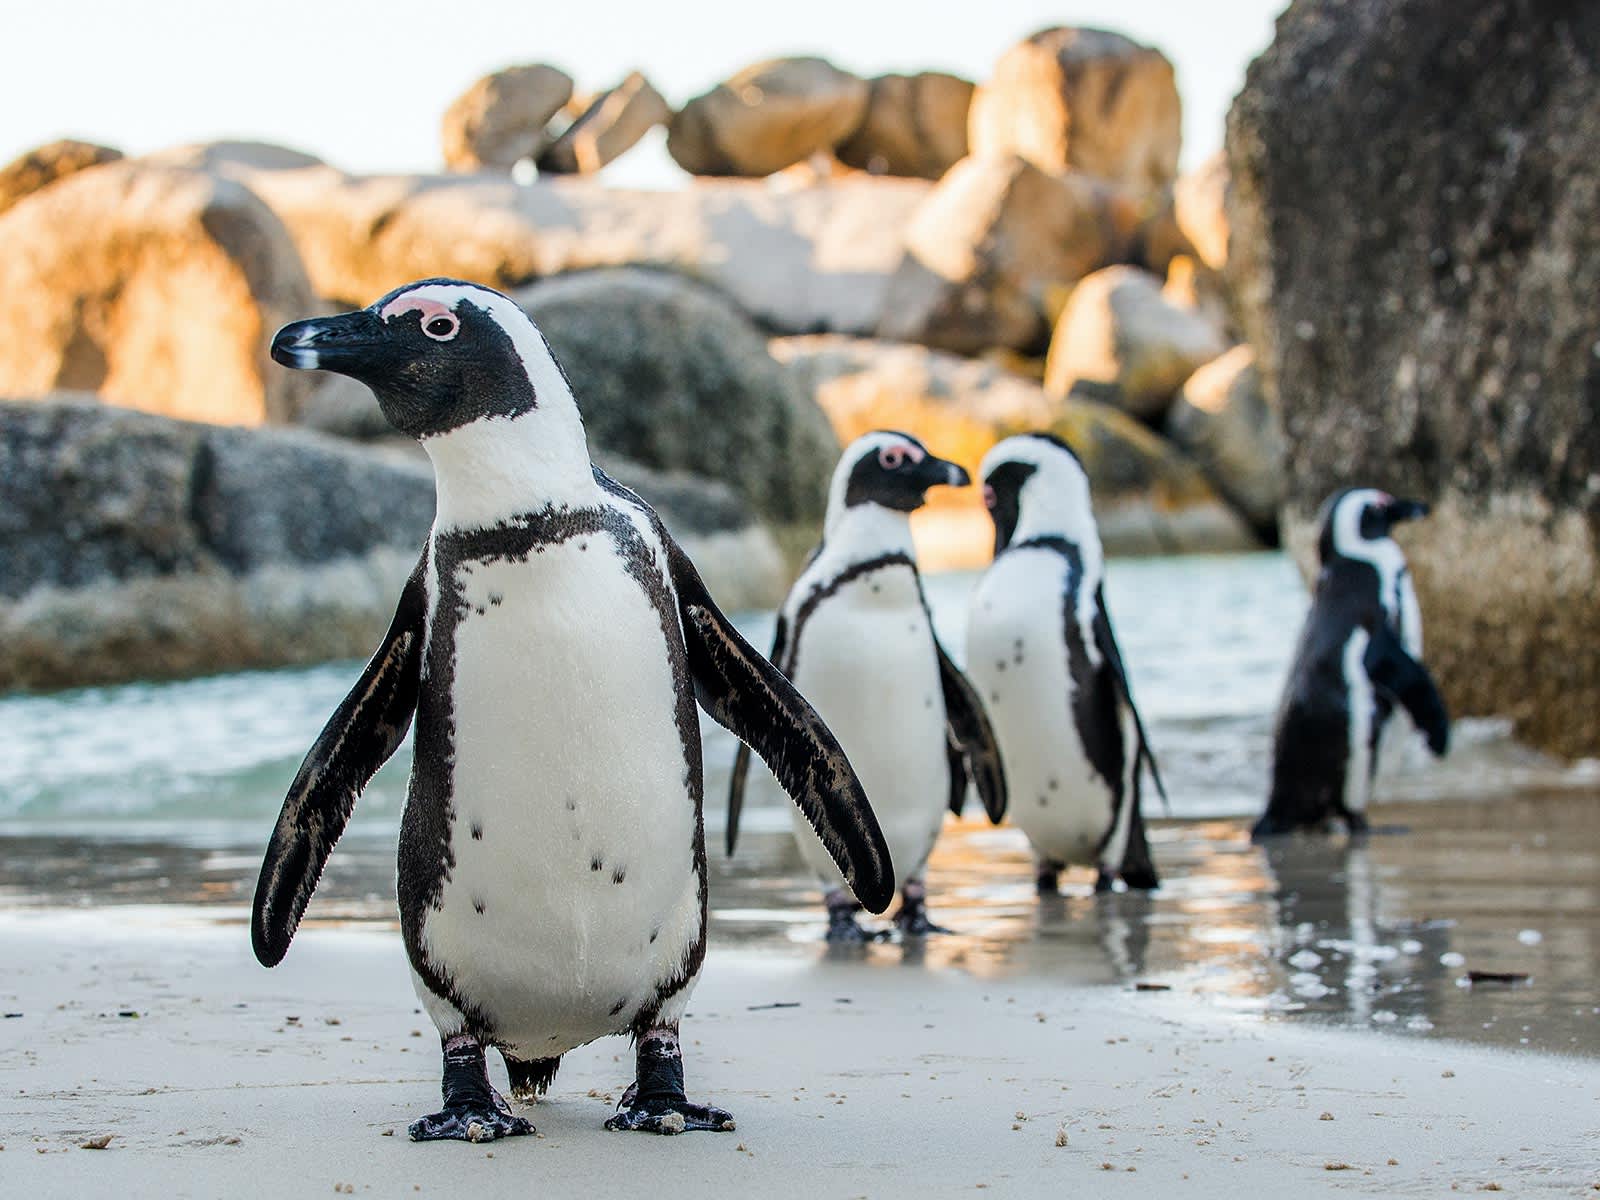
[980,434,1100,564]
[1322,487,1430,630]
[821,430,969,547]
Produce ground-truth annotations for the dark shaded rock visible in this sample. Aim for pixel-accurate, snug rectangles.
[1228,0,1600,757]
[835,73,973,179]
[667,56,868,177]
[517,268,839,533]
[0,139,121,218]
[0,160,317,425]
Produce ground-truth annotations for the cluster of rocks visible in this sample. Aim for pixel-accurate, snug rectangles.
[0,24,1278,691]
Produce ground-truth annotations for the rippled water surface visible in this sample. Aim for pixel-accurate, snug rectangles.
[1,553,1594,1056]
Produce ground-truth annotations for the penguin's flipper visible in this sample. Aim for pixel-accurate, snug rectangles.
[664,540,895,914]
[1363,626,1450,756]
[725,614,788,857]
[251,556,427,967]
[934,639,1007,823]
[1091,586,1170,812]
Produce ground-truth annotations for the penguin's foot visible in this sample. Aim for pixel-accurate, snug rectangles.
[605,1026,735,1135]
[893,880,952,936]
[408,1102,533,1143]
[409,1034,535,1143]
[1094,867,1116,894]
[825,888,874,942]
[1344,811,1370,838]
[1036,864,1062,895]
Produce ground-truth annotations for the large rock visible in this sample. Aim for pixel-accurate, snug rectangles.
[1044,266,1227,421]
[518,269,839,538]
[0,399,787,690]
[835,73,974,179]
[0,160,317,425]
[667,56,868,177]
[878,155,1124,355]
[537,72,671,175]
[0,139,121,218]
[441,63,575,172]
[772,334,1259,562]
[1228,0,1600,758]
[207,159,929,338]
[968,27,1182,193]
[1164,346,1283,542]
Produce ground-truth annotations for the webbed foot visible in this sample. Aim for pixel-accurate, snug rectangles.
[410,1034,535,1143]
[1036,863,1062,895]
[825,887,873,942]
[606,1025,736,1135]
[892,879,951,936]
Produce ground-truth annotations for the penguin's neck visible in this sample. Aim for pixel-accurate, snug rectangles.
[817,501,916,571]
[1015,503,1104,589]
[423,407,599,532]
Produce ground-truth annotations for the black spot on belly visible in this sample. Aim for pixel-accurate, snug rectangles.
[990,691,1000,703]
[996,660,1007,672]
[474,605,486,615]
[1048,777,1059,791]
[590,855,603,872]
[565,797,577,812]
[489,593,503,607]
[1037,795,1048,808]
[609,997,628,1016]
[578,541,589,552]
[649,927,659,944]
[611,866,627,885]
[473,898,486,914]
[924,695,934,709]
[870,583,881,594]
[470,823,483,841]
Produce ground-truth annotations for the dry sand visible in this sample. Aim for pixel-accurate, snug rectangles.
[1,909,1596,1198]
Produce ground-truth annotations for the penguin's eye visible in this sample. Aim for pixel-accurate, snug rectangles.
[422,313,460,341]
[982,484,997,510]
[878,446,906,470]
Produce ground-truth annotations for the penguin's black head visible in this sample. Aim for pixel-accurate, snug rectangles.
[271,278,566,439]
[1317,487,1430,565]
[836,430,970,514]
[979,432,1092,556]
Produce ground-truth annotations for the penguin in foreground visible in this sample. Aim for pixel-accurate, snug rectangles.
[726,431,1005,940]
[965,433,1164,894]
[254,279,893,1143]
[1254,487,1449,839]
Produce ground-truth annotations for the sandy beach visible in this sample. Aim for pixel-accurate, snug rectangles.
[2,805,1598,1199]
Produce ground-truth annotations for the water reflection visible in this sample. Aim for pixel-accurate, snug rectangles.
[1,791,1593,1057]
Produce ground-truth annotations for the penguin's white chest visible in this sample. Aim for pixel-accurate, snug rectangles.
[417,531,701,1054]
[783,566,949,889]
[967,550,1113,865]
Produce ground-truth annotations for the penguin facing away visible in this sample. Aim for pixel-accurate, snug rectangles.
[1255,487,1449,840]
[725,431,1006,940]
[255,279,893,1143]
[965,433,1165,895]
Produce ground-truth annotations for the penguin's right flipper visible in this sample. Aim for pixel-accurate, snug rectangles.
[725,614,787,857]
[665,541,895,914]
[934,640,1008,823]
[251,555,427,967]
[1363,626,1450,756]
[1091,587,1170,812]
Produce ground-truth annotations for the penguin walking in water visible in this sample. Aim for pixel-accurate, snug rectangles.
[965,434,1164,895]
[254,279,893,1143]
[726,431,1005,941]
[1254,488,1449,839]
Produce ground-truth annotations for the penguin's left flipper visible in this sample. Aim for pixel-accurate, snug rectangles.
[1092,586,1170,811]
[934,640,1007,823]
[251,556,427,968]
[664,540,896,914]
[1363,627,1450,756]
[724,614,788,857]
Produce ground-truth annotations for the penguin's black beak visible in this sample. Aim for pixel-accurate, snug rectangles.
[920,455,970,491]
[1383,497,1430,525]
[271,311,388,374]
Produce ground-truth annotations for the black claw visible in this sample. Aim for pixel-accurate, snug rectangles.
[407,1104,534,1143]
[893,905,953,936]
[605,1096,736,1135]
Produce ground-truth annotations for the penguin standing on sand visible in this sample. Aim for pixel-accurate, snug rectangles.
[726,431,1005,940]
[965,434,1164,895]
[253,278,892,1143]
[1254,488,1449,839]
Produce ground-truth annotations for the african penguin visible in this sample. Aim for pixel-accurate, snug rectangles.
[253,278,893,1143]
[726,431,1005,941]
[965,433,1164,895]
[1254,487,1449,839]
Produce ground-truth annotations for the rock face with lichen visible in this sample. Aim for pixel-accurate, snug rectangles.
[0,138,122,217]
[1228,0,1600,757]
[0,160,317,425]
[835,73,974,179]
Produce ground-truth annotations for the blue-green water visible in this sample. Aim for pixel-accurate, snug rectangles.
[0,553,1585,835]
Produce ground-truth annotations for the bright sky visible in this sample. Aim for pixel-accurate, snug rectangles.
[6,1,1283,186]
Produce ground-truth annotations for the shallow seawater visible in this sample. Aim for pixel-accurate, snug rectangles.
[0,552,1595,1057]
